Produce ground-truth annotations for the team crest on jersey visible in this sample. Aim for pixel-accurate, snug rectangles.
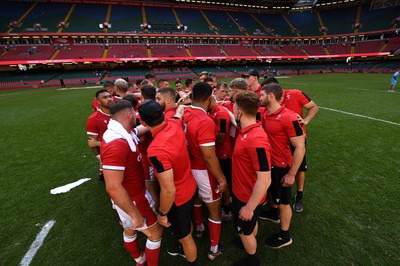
[241,134,247,141]
[137,153,142,162]
[276,114,281,120]
[286,94,291,100]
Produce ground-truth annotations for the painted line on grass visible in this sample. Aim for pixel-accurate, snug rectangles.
[0,92,22,97]
[50,178,91,195]
[347,87,391,93]
[57,86,102,91]
[283,82,309,86]
[320,106,400,126]
[20,220,56,266]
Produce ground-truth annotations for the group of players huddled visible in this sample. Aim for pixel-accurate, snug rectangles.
[86,69,318,266]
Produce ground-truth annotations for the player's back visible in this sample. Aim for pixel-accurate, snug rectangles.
[183,106,216,170]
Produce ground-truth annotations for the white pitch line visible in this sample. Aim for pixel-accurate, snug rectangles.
[50,178,91,194]
[20,220,56,266]
[0,92,22,97]
[320,106,400,126]
[57,86,102,91]
[347,87,390,93]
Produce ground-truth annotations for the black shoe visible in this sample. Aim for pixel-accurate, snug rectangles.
[232,256,260,266]
[167,244,186,259]
[232,237,245,251]
[293,196,304,212]
[265,233,293,249]
[259,210,280,223]
[98,174,104,181]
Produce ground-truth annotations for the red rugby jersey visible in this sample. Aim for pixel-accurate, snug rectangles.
[281,89,311,118]
[209,104,232,159]
[164,106,178,119]
[148,119,197,206]
[248,85,263,96]
[281,89,311,136]
[86,109,111,141]
[232,122,271,204]
[101,138,146,201]
[135,112,154,181]
[183,106,216,170]
[221,101,234,113]
[262,105,303,167]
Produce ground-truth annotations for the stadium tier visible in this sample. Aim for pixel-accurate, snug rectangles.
[0,37,396,62]
[105,44,148,59]
[188,45,224,57]
[107,5,142,33]
[63,4,109,33]
[286,12,321,37]
[319,6,358,35]
[252,45,283,56]
[1,1,399,35]
[223,45,255,56]
[252,13,295,37]
[55,45,104,60]
[174,8,214,34]
[279,45,308,56]
[0,0,398,89]
[302,45,327,55]
[151,44,189,57]
[0,45,54,60]
[328,43,351,55]
[385,37,400,53]
[359,5,400,32]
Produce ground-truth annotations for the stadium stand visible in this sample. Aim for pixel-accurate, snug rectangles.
[11,2,72,33]
[188,44,224,57]
[280,45,308,56]
[202,9,243,35]
[286,12,321,37]
[106,44,148,59]
[302,45,327,55]
[353,40,384,54]
[252,45,285,56]
[145,6,177,26]
[384,37,400,53]
[1,45,54,60]
[107,5,143,33]
[151,44,189,57]
[359,5,400,32]
[223,45,254,56]
[0,1,398,89]
[319,6,358,35]
[174,8,215,34]
[0,1,33,33]
[0,70,60,87]
[328,43,350,55]
[55,45,104,59]
[64,3,108,32]
[226,11,260,36]
[252,13,295,37]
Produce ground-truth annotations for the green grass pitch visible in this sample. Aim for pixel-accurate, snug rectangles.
[0,73,399,265]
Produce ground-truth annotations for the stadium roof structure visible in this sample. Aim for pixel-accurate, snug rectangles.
[9,0,399,11]
[121,0,389,10]
[172,0,399,10]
